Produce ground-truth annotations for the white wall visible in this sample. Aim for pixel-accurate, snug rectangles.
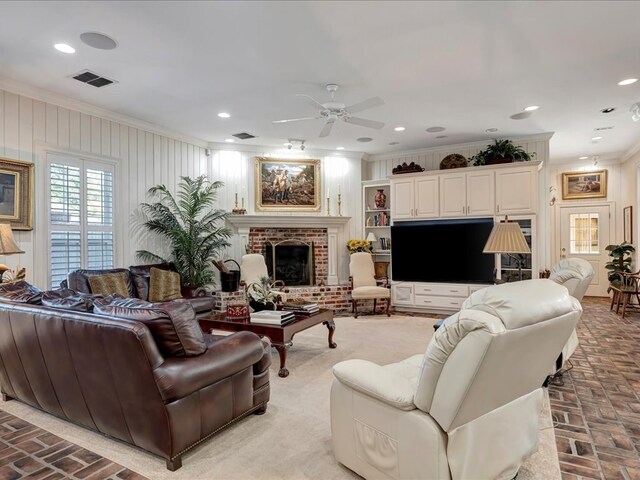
[0,87,363,288]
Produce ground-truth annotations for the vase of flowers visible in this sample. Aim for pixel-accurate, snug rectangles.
[346,239,373,254]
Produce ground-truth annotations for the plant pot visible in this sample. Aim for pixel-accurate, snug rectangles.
[181,285,204,298]
[249,300,277,312]
[486,157,513,165]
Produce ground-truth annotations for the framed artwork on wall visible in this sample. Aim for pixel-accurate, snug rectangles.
[561,170,607,200]
[624,206,633,244]
[0,158,34,230]
[254,157,321,212]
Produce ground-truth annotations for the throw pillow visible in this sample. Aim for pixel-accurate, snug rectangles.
[149,267,182,302]
[129,263,175,301]
[88,272,130,297]
[0,280,42,304]
[93,299,205,357]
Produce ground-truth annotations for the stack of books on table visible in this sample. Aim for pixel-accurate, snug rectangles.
[249,310,296,326]
[281,301,320,316]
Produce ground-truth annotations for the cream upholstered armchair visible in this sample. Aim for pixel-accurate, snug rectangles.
[239,254,286,300]
[331,280,581,480]
[548,257,594,374]
[349,252,390,318]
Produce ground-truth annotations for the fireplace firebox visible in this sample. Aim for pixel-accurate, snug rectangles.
[265,240,314,286]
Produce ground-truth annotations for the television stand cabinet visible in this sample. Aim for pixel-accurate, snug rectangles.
[391,282,492,313]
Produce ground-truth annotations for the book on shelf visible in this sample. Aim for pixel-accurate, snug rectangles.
[377,237,391,251]
[367,212,391,227]
[250,310,296,325]
[281,300,320,315]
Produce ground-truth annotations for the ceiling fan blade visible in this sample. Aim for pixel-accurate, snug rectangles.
[319,120,335,138]
[296,94,326,110]
[272,116,321,124]
[345,97,385,114]
[344,116,385,129]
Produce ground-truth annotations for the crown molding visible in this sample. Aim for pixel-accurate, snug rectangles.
[0,75,208,148]
[621,136,640,163]
[365,132,555,162]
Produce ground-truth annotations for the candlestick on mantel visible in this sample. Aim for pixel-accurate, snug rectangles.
[327,196,331,216]
[234,192,238,209]
[337,193,342,216]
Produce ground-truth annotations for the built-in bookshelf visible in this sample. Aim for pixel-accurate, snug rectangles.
[363,181,391,272]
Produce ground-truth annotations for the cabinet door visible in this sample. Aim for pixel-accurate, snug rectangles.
[391,283,414,305]
[414,177,439,218]
[495,167,536,215]
[466,171,495,216]
[391,178,415,220]
[439,173,466,217]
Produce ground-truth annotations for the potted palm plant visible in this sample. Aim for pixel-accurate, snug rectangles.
[605,242,636,289]
[136,175,231,294]
[468,139,535,166]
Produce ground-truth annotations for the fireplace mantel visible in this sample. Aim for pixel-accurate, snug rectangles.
[227,215,352,285]
[227,215,351,228]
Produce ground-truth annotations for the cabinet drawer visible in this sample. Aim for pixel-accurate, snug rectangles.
[414,284,469,297]
[414,295,465,309]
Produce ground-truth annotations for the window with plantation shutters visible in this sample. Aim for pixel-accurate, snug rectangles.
[48,155,115,288]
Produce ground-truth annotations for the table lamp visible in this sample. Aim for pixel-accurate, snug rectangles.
[483,216,531,281]
[366,232,377,252]
[0,223,24,282]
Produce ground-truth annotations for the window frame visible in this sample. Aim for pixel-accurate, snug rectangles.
[45,152,117,288]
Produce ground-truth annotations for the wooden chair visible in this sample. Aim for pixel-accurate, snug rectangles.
[610,271,640,318]
[349,252,390,318]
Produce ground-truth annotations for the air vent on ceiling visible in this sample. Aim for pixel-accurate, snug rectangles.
[71,70,117,88]
[232,132,256,140]
[594,126,614,131]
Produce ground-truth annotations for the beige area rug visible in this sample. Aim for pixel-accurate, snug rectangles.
[1,315,560,479]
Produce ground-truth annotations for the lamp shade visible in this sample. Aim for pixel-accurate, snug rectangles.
[0,224,24,255]
[483,220,530,254]
[366,232,377,243]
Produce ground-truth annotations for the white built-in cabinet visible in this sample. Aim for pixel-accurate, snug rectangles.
[391,161,540,221]
[391,176,439,219]
[439,170,495,217]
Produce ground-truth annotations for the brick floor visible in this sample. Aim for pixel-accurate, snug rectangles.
[0,410,148,480]
[548,297,640,480]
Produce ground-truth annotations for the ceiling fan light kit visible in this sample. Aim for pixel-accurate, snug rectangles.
[273,84,385,138]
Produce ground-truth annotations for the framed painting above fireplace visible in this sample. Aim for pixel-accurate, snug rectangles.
[255,157,321,212]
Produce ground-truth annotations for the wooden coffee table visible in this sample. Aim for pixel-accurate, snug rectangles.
[199,309,336,378]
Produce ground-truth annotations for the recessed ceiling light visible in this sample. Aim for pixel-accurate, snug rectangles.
[394,126,405,132]
[388,141,400,146]
[218,112,230,118]
[618,78,638,86]
[224,138,235,143]
[357,137,373,143]
[591,136,603,141]
[523,105,539,112]
[336,146,345,150]
[579,156,589,160]
[436,135,448,139]
[54,43,75,54]
[426,127,446,133]
[485,128,498,133]
[600,107,616,114]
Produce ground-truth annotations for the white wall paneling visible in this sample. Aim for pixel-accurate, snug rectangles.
[0,87,364,287]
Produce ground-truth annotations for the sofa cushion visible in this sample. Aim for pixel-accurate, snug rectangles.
[68,268,136,297]
[0,281,42,304]
[149,267,183,302]
[42,289,95,312]
[88,272,130,297]
[93,299,206,357]
[129,263,175,301]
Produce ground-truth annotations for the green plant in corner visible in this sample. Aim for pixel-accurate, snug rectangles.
[468,139,536,166]
[136,175,231,290]
[605,242,636,291]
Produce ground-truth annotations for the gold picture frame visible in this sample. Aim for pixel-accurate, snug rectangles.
[561,170,607,200]
[0,158,34,230]
[254,157,321,212]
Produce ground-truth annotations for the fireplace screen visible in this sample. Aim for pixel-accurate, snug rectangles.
[265,240,314,286]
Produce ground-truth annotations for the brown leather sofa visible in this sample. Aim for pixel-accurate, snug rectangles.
[0,289,271,470]
[63,264,215,317]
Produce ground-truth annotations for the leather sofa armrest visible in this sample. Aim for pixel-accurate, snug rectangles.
[154,331,264,403]
[333,359,416,411]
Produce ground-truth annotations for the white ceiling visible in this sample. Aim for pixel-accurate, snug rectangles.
[1,1,640,162]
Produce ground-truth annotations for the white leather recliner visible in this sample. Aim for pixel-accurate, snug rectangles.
[549,258,594,371]
[330,279,582,480]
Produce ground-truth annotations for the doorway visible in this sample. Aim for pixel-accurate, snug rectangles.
[559,204,612,297]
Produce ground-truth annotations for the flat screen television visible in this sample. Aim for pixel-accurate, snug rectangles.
[391,218,495,283]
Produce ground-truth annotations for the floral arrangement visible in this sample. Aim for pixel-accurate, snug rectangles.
[0,266,25,283]
[346,239,372,254]
[247,276,281,304]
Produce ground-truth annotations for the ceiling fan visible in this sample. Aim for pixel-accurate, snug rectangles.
[273,84,385,138]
